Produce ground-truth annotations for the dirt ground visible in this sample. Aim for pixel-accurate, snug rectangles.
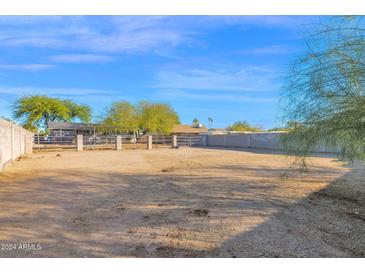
[0,147,364,257]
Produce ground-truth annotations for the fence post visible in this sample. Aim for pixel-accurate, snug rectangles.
[77,135,83,151]
[116,135,122,150]
[147,135,152,150]
[172,135,177,148]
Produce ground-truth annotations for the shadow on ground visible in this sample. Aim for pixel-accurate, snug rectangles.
[0,155,363,258]
[207,168,365,257]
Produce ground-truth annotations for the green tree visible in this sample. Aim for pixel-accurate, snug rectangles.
[268,121,301,132]
[99,101,139,134]
[138,101,180,133]
[12,95,91,132]
[192,118,200,127]
[226,120,262,132]
[282,16,365,162]
[0,116,13,123]
[63,100,91,123]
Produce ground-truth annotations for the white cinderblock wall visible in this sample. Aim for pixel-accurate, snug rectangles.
[0,119,34,172]
[205,132,340,153]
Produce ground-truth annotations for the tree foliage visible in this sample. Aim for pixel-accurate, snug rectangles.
[99,101,140,134]
[192,118,200,127]
[138,101,180,133]
[100,100,180,134]
[268,121,301,132]
[63,100,91,123]
[12,95,91,132]
[226,120,262,132]
[282,16,365,162]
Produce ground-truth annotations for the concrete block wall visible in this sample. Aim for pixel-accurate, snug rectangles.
[205,132,339,153]
[248,132,283,150]
[0,119,34,172]
[207,134,251,148]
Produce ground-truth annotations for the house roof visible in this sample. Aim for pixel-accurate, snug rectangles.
[171,124,208,134]
[47,121,98,130]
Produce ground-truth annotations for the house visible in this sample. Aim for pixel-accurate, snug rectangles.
[170,124,208,135]
[47,121,99,137]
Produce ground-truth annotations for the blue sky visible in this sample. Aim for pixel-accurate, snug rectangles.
[0,16,319,129]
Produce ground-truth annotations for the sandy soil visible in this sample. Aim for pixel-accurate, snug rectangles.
[0,147,364,257]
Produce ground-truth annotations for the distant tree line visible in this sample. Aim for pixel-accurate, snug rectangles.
[98,100,180,135]
[11,95,267,135]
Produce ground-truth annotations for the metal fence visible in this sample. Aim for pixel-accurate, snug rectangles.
[34,134,205,150]
[34,135,76,150]
[151,134,172,147]
[83,135,117,150]
[176,135,204,147]
[33,134,149,150]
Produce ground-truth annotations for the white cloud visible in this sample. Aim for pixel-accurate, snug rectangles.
[50,54,114,63]
[0,16,315,54]
[0,16,192,54]
[154,89,276,103]
[0,86,113,97]
[0,64,53,71]
[244,45,297,55]
[221,16,314,29]
[154,66,283,92]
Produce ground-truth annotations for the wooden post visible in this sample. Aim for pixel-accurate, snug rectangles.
[172,135,177,148]
[147,135,152,150]
[116,135,122,150]
[77,135,83,151]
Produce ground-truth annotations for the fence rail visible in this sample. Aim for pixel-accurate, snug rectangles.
[177,135,204,147]
[33,135,76,150]
[151,134,172,147]
[33,134,206,150]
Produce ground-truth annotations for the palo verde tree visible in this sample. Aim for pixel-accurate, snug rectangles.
[100,100,180,134]
[281,16,365,163]
[12,95,91,132]
[138,101,180,134]
[63,99,91,123]
[99,101,140,134]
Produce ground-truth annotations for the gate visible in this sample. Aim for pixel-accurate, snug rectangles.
[83,135,116,150]
[151,134,172,147]
[176,135,205,147]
